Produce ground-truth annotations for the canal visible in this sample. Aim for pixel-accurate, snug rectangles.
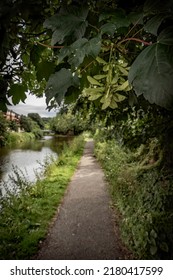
[0,135,72,195]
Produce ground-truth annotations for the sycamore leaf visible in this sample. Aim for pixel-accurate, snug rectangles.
[128,43,173,108]
[87,76,103,86]
[36,61,55,82]
[85,37,102,57]
[101,23,116,36]
[45,68,78,105]
[30,45,44,67]
[68,37,101,68]
[58,47,71,64]
[100,9,130,28]
[64,88,80,104]
[43,6,88,45]
[128,11,143,25]
[144,0,170,14]
[157,27,173,45]
[144,14,166,36]
[9,84,27,105]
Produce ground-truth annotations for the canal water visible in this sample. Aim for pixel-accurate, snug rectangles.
[0,135,72,195]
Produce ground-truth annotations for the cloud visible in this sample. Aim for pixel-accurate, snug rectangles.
[8,94,57,118]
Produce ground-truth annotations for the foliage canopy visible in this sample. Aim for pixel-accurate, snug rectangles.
[0,0,173,111]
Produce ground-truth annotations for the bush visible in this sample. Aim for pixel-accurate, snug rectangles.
[0,112,8,146]
[32,128,43,139]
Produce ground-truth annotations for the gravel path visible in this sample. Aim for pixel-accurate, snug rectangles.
[35,140,130,260]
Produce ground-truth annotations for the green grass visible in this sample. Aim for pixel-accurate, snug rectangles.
[0,135,85,259]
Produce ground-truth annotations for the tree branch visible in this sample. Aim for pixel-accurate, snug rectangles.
[118,37,152,46]
[34,41,64,49]
[20,31,47,37]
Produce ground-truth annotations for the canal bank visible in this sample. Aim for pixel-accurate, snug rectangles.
[0,134,73,195]
[0,135,85,259]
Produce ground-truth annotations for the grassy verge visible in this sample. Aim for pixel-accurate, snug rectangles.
[0,135,85,259]
[7,131,35,146]
[94,139,173,260]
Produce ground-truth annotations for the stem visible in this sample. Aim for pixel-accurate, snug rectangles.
[88,23,100,32]
[35,41,64,49]
[118,37,152,46]
[80,60,95,73]
[21,31,47,37]
[123,17,143,39]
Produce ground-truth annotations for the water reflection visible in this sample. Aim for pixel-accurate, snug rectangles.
[0,135,73,194]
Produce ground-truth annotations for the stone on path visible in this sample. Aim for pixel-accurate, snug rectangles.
[36,140,127,260]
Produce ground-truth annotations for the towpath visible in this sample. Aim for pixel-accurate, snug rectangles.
[35,140,130,260]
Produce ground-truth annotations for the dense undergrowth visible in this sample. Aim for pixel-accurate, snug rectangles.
[0,135,85,259]
[6,131,36,146]
[94,132,173,260]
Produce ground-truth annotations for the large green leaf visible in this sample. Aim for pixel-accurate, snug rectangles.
[128,43,173,108]
[30,45,44,67]
[45,68,79,105]
[36,60,55,82]
[100,9,130,36]
[100,23,116,36]
[157,27,173,45]
[8,84,27,105]
[144,0,173,14]
[68,37,101,68]
[128,11,143,25]
[43,6,88,45]
[58,37,101,68]
[144,14,166,36]
[64,88,80,104]
[85,37,102,58]
[100,9,130,27]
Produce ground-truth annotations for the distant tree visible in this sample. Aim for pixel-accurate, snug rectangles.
[8,120,18,132]
[42,117,52,130]
[50,110,90,135]
[20,115,33,132]
[0,112,8,146]
[28,113,44,129]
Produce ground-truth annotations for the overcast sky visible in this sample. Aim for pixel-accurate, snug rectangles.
[8,94,58,118]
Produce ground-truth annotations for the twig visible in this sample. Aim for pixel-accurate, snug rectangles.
[35,41,64,49]
[118,37,152,46]
[80,60,95,73]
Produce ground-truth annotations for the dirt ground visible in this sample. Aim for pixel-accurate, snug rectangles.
[35,140,132,260]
